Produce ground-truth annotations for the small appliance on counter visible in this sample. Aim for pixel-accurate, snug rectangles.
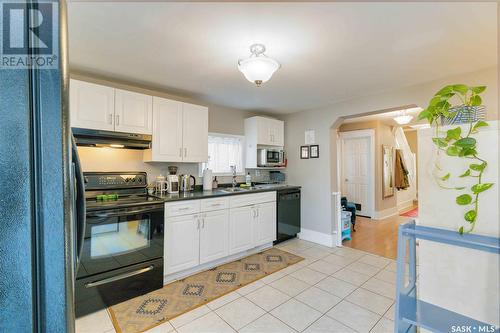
[180,174,196,192]
[166,166,179,194]
[75,172,164,317]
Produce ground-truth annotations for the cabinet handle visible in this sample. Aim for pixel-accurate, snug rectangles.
[115,114,120,126]
[256,208,259,217]
[202,217,205,228]
[108,114,113,125]
[184,148,187,157]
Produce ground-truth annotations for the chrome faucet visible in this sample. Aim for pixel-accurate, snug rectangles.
[230,165,237,188]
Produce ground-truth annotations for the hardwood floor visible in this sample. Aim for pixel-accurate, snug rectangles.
[343,209,417,259]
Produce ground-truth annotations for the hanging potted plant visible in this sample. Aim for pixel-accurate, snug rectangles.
[418,84,494,234]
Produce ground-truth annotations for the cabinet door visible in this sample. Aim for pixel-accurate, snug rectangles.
[254,202,277,246]
[165,214,200,274]
[114,89,153,134]
[199,210,229,264]
[270,119,284,146]
[144,97,183,162]
[182,103,208,162]
[229,206,254,254]
[70,79,114,131]
[256,117,272,146]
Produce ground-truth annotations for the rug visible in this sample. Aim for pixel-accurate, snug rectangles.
[400,207,418,218]
[108,248,303,333]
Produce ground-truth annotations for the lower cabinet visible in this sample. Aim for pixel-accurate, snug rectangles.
[254,201,277,247]
[229,205,255,254]
[165,193,277,277]
[165,214,200,274]
[199,210,229,264]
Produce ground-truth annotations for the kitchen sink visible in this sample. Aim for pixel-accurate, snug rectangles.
[220,187,249,193]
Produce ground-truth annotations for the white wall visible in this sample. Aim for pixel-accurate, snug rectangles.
[417,121,499,326]
[283,67,497,236]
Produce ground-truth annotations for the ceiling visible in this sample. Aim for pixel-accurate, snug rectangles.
[342,106,425,127]
[67,2,497,114]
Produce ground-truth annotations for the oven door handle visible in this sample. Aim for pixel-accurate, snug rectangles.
[87,206,163,218]
[84,265,154,288]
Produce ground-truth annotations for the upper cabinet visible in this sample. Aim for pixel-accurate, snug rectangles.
[114,89,153,134]
[70,79,153,135]
[70,79,115,131]
[182,103,209,162]
[144,97,208,163]
[245,116,284,147]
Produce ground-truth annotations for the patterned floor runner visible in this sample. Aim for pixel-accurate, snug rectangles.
[108,247,303,333]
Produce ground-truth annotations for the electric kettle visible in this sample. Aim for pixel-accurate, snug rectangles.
[180,174,196,192]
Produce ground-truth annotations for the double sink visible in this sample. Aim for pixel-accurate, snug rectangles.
[219,184,282,193]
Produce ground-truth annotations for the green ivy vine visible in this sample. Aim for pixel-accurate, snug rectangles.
[418,84,494,234]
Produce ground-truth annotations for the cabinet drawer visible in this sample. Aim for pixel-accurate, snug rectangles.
[165,200,200,217]
[229,192,276,208]
[201,197,229,212]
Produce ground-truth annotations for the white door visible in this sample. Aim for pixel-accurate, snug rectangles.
[341,132,373,217]
[70,79,115,131]
[114,89,153,134]
[254,202,277,246]
[182,103,208,162]
[144,97,183,162]
[229,206,254,254]
[165,214,200,274]
[199,210,229,264]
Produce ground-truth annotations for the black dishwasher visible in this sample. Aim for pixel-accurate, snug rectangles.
[275,188,301,244]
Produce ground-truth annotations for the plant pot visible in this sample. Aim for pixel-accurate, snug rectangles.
[441,105,486,125]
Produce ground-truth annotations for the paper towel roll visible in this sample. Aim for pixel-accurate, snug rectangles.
[203,168,213,191]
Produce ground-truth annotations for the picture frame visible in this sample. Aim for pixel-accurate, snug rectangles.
[310,145,319,158]
[300,146,309,159]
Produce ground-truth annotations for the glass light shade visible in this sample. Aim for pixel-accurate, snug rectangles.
[238,56,280,86]
[394,115,413,125]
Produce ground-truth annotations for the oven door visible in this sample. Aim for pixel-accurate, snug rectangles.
[77,203,164,279]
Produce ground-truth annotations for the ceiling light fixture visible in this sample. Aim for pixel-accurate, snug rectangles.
[238,44,280,87]
[394,110,413,125]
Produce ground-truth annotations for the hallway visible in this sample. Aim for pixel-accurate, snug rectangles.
[343,211,416,259]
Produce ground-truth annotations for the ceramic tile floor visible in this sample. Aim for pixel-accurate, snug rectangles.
[76,239,397,333]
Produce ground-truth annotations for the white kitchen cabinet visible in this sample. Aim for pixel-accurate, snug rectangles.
[254,201,277,246]
[114,89,153,134]
[229,205,255,254]
[199,210,229,264]
[245,116,284,147]
[144,98,208,163]
[165,214,200,274]
[70,79,115,131]
[144,97,183,162]
[182,103,208,162]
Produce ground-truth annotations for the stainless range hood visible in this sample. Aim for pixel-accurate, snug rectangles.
[72,128,151,149]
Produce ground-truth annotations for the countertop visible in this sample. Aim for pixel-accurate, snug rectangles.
[154,184,301,203]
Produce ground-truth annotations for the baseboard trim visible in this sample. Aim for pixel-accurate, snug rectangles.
[397,199,415,212]
[298,228,337,247]
[372,206,399,220]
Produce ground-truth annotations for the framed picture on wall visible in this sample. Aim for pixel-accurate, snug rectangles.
[310,145,319,158]
[300,146,309,159]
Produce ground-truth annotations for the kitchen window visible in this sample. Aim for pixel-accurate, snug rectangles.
[201,133,245,175]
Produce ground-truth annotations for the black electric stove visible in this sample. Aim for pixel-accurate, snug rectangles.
[76,172,164,317]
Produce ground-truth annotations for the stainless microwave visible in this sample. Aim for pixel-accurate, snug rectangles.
[257,148,285,167]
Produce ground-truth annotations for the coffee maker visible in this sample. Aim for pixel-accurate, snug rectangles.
[166,166,179,194]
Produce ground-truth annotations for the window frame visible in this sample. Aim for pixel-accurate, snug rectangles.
[199,132,246,177]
